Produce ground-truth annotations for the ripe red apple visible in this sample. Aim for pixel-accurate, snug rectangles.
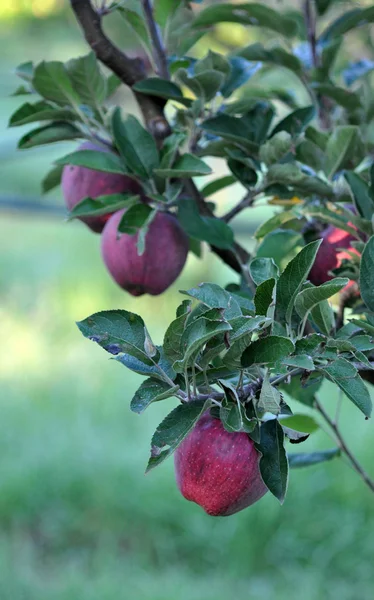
[309,225,357,286]
[61,141,140,233]
[174,412,268,516]
[101,208,189,296]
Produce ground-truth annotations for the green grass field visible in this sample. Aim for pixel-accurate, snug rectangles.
[1,14,374,600]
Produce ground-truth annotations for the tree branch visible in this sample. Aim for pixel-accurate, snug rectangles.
[70,0,171,141]
[314,397,374,494]
[222,189,259,223]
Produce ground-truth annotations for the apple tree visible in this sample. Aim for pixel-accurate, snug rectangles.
[8,0,374,515]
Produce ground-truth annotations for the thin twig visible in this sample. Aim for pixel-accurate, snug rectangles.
[221,189,259,223]
[141,0,170,80]
[303,0,332,130]
[314,397,374,494]
[304,0,318,68]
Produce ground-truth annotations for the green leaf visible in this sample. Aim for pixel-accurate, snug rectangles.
[219,384,256,434]
[111,108,159,178]
[276,240,322,323]
[324,126,364,179]
[154,154,212,178]
[131,379,180,414]
[311,298,335,335]
[255,211,296,239]
[237,43,302,73]
[15,61,34,82]
[259,132,293,166]
[255,419,288,503]
[117,6,152,51]
[146,400,210,471]
[312,84,361,111]
[360,236,374,312]
[258,372,281,415]
[345,172,374,221]
[66,52,107,110]
[173,318,232,372]
[11,84,33,96]
[195,70,226,102]
[301,206,359,239]
[199,114,259,153]
[295,334,325,356]
[271,106,315,137]
[116,346,175,382]
[133,78,191,106]
[55,149,126,174]
[266,164,334,197]
[220,401,255,434]
[217,56,257,98]
[349,319,374,337]
[163,308,191,363]
[117,204,153,235]
[77,310,156,366]
[254,278,276,317]
[192,3,298,37]
[154,0,183,28]
[181,283,241,315]
[242,336,294,367]
[256,230,303,269]
[201,315,272,369]
[32,60,80,106]
[295,139,324,173]
[178,198,234,249]
[69,194,138,220]
[320,358,372,417]
[320,6,374,42]
[250,257,280,286]
[227,156,257,187]
[295,278,349,319]
[280,414,319,434]
[8,100,76,127]
[288,448,340,468]
[18,123,81,149]
[283,355,315,370]
[41,164,63,194]
[200,175,236,197]
[195,51,231,78]
[281,426,309,444]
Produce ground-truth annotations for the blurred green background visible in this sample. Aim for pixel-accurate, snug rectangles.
[1,2,374,599]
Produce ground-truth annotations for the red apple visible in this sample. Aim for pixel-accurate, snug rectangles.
[61,141,140,233]
[101,208,189,296]
[309,225,357,286]
[174,412,268,516]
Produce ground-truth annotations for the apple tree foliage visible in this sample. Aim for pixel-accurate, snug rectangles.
[8,0,374,503]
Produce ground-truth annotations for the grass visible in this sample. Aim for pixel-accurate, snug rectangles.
[1,215,374,600]
[0,13,374,600]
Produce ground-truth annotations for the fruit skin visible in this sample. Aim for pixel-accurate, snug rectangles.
[309,226,356,286]
[101,209,189,296]
[174,412,268,516]
[61,141,140,233]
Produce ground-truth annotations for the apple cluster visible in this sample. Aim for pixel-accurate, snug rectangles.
[62,142,189,296]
